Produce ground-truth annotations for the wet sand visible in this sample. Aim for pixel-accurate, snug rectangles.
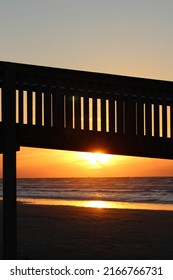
[0,201,173,259]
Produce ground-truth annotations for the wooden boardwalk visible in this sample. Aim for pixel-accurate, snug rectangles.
[0,61,173,259]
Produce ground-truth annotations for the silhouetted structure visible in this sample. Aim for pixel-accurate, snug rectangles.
[0,61,173,259]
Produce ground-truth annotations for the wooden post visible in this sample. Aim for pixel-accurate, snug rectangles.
[2,62,17,259]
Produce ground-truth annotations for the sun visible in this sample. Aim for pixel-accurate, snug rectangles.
[80,151,112,167]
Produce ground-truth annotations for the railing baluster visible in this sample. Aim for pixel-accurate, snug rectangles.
[101,97,106,132]
[19,88,23,124]
[162,100,167,138]
[0,87,2,122]
[74,95,81,130]
[117,96,124,135]
[93,97,97,131]
[65,91,73,130]
[36,88,42,126]
[136,97,144,136]
[145,99,152,137]
[109,97,115,133]
[171,102,173,139]
[84,94,89,131]
[106,99,109,132]
[27,89,32,125]
[167,104,171,138]
[2,62,17,259]
[154,100,159,138]
[44,90,51,127]
[97,98,101,131]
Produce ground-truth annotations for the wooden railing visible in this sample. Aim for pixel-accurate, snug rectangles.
[0,61,173,259]
[0,61,173,158]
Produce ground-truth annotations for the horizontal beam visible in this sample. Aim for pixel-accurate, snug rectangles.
[1,61,173,92]
[17,125,173,160]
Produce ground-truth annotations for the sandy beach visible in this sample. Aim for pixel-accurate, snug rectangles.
[0,201,173,260]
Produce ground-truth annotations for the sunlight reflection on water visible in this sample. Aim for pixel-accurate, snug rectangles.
[17,197,173,211]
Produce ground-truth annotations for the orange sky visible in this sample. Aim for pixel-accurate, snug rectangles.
[1,1,173,177]
[1,147,173,178]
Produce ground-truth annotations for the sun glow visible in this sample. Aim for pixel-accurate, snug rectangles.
[85,200,109,208]
[17,198,173,211]
[80,152,112,167]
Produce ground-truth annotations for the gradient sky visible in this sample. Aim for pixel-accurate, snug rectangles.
[1,0,173,177]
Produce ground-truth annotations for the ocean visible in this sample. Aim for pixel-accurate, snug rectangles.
[0,177,173,210]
